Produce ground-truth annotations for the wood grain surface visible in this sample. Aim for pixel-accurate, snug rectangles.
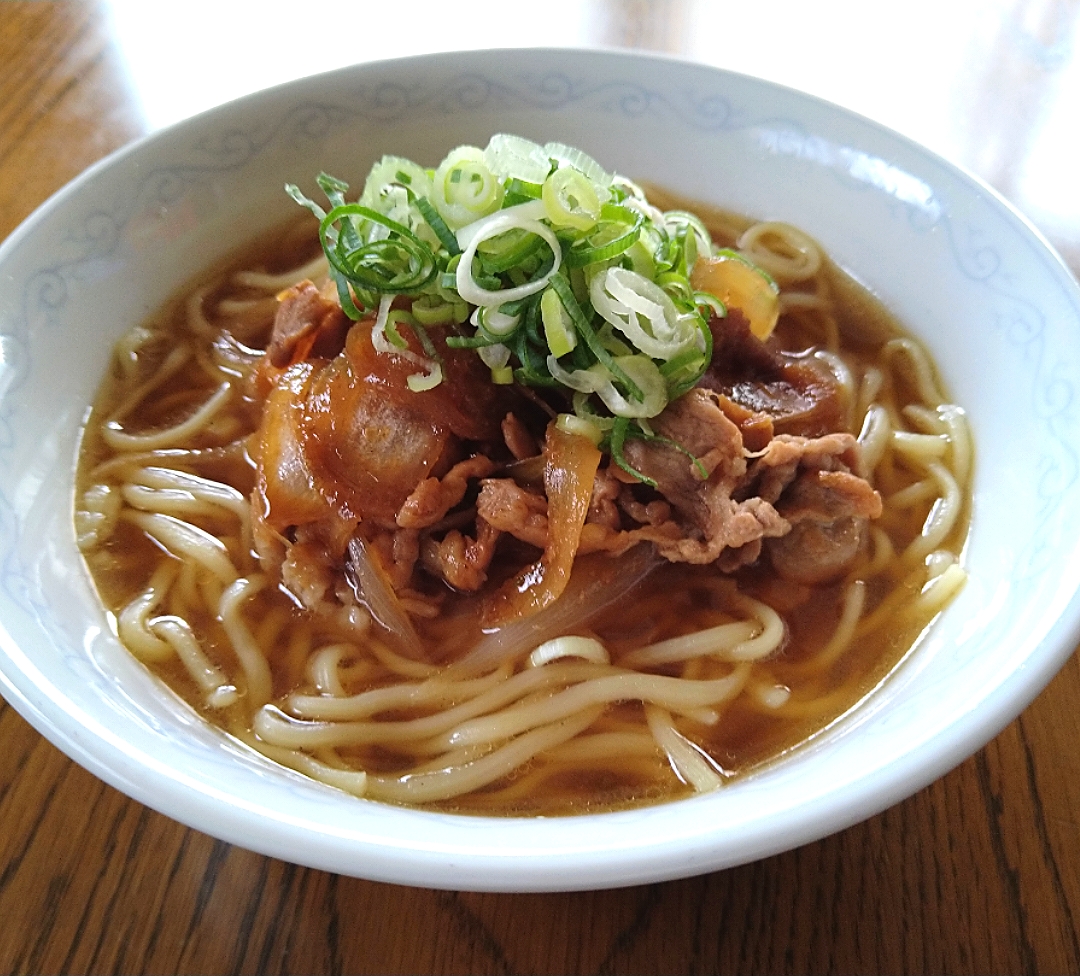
[3,3,1080,973]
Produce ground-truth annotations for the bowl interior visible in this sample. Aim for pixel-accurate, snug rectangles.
[2,48,1080,891]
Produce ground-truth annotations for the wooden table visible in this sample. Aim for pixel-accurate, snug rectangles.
[3,2,1080,972]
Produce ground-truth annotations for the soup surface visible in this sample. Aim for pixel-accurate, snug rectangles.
[75,147,971,815]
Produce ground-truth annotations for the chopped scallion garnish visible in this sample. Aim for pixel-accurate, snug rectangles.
[287,134,772,462]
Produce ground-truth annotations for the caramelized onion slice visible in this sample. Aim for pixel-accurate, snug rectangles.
[484,425,601,628]
[455,543,661,675]
[345,536,424,660]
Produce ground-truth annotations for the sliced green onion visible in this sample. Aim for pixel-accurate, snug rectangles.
[360,156,433,203]
[285,182,327,221]
[546,356,609,394]
[478,342,511,371]
[542,167,601,231]
[433,146,504,229]
[592,355,668,418]
[407,362,443,392]
[555,412,603,446]
[564,210,644,268]
[444,332,505,349]
[547,274,642,400]
[290,139,725,462]
[455,206,562,307]
[543,142,613,190]
[714,248,779,288]
[414,196,461,255]
[664,210,712,264]
[320,204,437,294]
[694,290,727,318]
[659,334,710,400]
[472,304,521,339]
[540,286,578,358]
[589,266,700,361]
[484,134,553,183]
[503,178,545,203]
[412,295,467,326]
[326,266,364,321]
[384,309,418,349]
[316,172,351,208]
[477,226,548,274]
[571,391,615,432]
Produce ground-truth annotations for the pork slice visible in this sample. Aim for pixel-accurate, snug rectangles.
[268,280,349,368]
[700,310,847,438]
[475,479,549,549]
[280,538,336,610]
[421,519,501,592]
[763,455,883,586]
[775,469,883,524]
[621,389,789,565]
[766,514,865,586]
[742,432,860,505]
[396,455,496,530]
[588,465,624,531]
[367,527,423,592]
[652,387,748,482]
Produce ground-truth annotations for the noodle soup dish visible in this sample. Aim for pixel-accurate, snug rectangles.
[4,49,1080,890]
[75,141,971,815]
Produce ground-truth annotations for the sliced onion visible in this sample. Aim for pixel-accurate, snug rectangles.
[455,543,661,674]
[345,536,424,660]
[483,425,601,628]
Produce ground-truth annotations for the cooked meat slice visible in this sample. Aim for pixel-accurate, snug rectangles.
[699,310,847,438]
[621,389,789,565]
[776,468,883,523]
[476,479,549,549]
[588,465,624,531]
[366,527,422,592]
[396,455,496,530]
[280,538,336,610]
[578,519,686,556]
[741,432,861,505]
[421,519,501,592]
[766,517,867,585]
[652,387,748,482]
[617,493,672,527]
[765,464,883,585]
[268,280,349,368]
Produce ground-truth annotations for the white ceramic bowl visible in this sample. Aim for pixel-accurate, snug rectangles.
[3,48,1080,893]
